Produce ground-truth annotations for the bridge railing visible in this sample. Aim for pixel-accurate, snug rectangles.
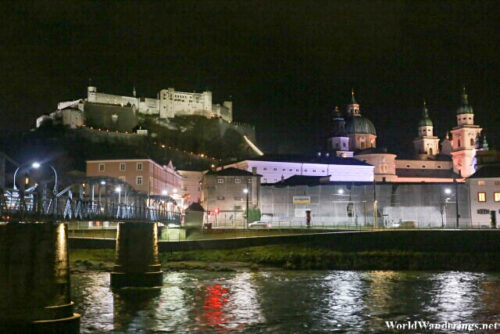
[0,194,182,224]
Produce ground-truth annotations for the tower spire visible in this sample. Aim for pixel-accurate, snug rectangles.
[351,88,358,104]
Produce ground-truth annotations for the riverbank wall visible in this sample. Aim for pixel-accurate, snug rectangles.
[69,230,500,253]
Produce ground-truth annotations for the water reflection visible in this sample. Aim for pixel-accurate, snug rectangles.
[71,270,500,333]
[429,272,485,322]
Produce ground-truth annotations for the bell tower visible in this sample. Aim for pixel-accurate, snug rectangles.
[327,106,352,157]
[413,101,440,156]
[450,87,482,177]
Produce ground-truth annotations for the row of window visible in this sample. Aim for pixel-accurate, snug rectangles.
[477,181,500,186]
[98,162,143,172]
[256,167,326,173]
[477,192,500,202]
[217,178,253,184]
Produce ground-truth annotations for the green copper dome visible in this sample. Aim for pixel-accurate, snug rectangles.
[345,115,377,135]
[457,87,474,114]
[418,101,433,127]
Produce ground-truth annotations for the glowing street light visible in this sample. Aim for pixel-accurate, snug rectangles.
[243,188,249,229]
[337,189,344,195]
[100,180,106,185]
[31,162,41,169]
[444,188,452,195]
[162,190,168,196]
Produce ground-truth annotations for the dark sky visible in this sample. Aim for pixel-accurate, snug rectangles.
[1,0,499,154]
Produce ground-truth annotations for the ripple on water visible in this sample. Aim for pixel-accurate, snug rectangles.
[71,270,500,333]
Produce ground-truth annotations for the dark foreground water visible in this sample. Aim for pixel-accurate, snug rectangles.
[72,270,499,333]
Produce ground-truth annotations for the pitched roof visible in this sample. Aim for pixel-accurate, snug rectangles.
[468,166,500,178]
[245,154,372,166]
[206,167,260,176]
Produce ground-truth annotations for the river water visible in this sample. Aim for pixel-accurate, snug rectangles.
[72,270,499,333]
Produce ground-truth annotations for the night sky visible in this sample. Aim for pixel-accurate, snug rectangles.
[1,0,498,155]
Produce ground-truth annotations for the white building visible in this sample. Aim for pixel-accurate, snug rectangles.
[223,154,374,184]
[86,85,232,123]
[178,170,204,207]
[467,166,500,227]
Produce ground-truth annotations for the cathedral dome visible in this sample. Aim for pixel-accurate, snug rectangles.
[345,116,377,135]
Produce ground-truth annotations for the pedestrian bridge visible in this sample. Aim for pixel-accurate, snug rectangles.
[1,176,182,224]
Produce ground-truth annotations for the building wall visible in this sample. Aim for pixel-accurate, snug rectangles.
[86,159,182,196]
[62,109,84,129]
[348,133,376,151]
[468,177,500,227]
[201,173,260,212]
[178,170,204,206]
[355,153,397,182]
[260,183,471,227]
[395,159,453,170]
[223,160,374,184]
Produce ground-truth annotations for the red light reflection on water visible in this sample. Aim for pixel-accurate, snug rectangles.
[202,284,229,327]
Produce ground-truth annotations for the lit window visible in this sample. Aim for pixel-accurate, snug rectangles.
[137,162,143,171]
[136,176,143,185]
[119,163,126,171]
[217,179,224,184]
[477,181,485,186]
[495,193,500,202]
[98,163,105,172]
[478,192,486,202]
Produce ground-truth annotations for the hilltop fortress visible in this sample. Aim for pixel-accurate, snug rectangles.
[87,85,233,122]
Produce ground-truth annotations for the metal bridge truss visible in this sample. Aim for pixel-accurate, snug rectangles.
[1,177,182,223]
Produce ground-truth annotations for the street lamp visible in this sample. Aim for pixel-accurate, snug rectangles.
[162,190,168,196]
[13,161,58,214]
[243,188,249,229]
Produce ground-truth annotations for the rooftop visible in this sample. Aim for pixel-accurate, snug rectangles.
[468,166,500,179]
[207,167,261,176]
[245,154,373,166]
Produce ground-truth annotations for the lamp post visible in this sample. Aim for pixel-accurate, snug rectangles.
[454,178,460,228]
[115,186,121,218]
[243,188,249,229]
[13,161,58,215]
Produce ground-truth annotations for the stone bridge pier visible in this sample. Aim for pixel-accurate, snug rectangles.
[0,222,80,333]
[110,222,163,288]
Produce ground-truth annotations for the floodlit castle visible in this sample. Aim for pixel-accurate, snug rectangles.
[86,85,233,122]
[36,84,234,131]
[327,88,486,181]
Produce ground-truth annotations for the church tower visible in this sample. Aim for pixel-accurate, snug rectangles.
[413,101,440,156]
[450,87,482,177]
[327,106,352,157]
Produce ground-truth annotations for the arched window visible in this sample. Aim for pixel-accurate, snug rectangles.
[429,148,433,155]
